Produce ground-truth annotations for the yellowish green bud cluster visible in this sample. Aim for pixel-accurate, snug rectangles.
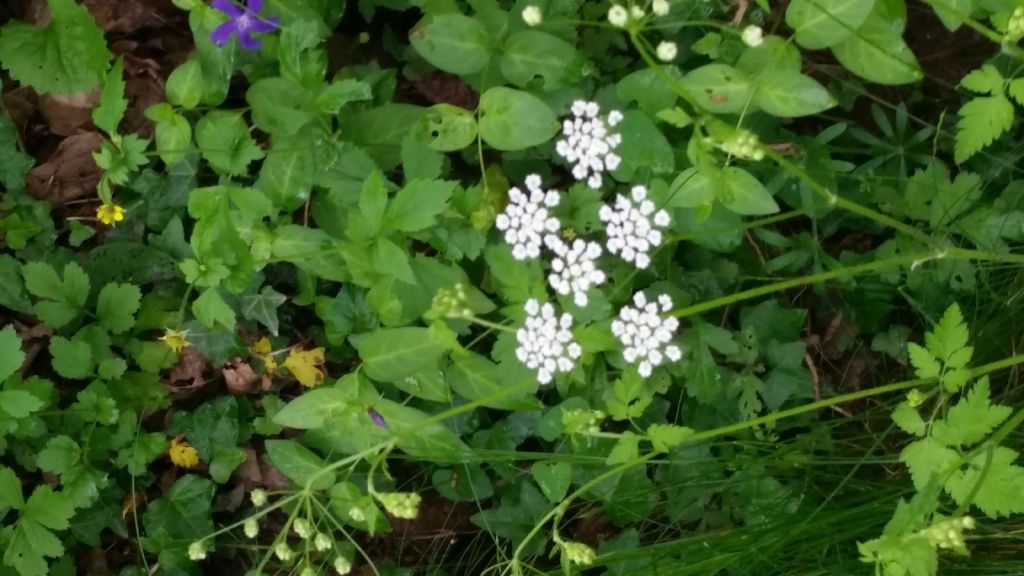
[243,518,259,539]
[300,568,317,576]
[348,505,367,522]
[375,491,422,519]
[250,488,268,507]
[1007,7,1024,39]
[314,531,333,552]
[561,540,596,566]
[562,408,606,435]
[429,283,471,319]
[334,555,353,575]
[922,516,975,554]
[188,540,207,561]
[293,517,313,539]
[906,389,926,408]
[274,542,294,562]
[719,130,765,161]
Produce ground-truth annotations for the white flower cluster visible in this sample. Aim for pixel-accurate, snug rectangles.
[741,25,764,47]
[516,299,582,384]
[495,174,561,260]
[656,41,678,62]
[600,185,670,269]
[611,292,682,377]
[545,237,607,307]
[555,100,624,189]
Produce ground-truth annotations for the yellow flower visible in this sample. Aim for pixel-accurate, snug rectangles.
[159,329,189,353]
[283,346,326,387]
[251,337,278,371]
[96,203,125,226]
[169,436,199,468]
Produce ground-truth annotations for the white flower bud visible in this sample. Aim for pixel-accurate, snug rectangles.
[243,518,259,539]
[741,25,764,47]
[656,41,677,62]
[274,542,294,562]
[334,555,353,575]
[314,532,333,552]
[608,4,629,27]
[293,518,312,539]
[522,5,542,26]
[652,0,669,16]
[250,489,268,507]
[188,541,207,561]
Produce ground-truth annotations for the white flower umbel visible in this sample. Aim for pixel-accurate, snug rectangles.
[522,5,542,26]
[555,101,624,189]
[545,236,606,307]
[741,25,764,47]
[608,4,629,27]
[611,292,682,377]
[495,174,561,260]
[656,41,677,62]
[652,0,669,16]
[516,299,582,384]
[599,185,670,269]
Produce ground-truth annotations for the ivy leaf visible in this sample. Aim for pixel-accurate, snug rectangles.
[932,377,1011,447]
[194,110,265,176]
[283,346,326,388]
[115,432,167,476]
[0,324,25,383]
[945,447,1024,519]
[142,475,215,545]
[93,57,127,137]
[0,0,111,94]
[96,283,142,335]
[955,95,1014,163]
[49,336,94,380]
[22,261,90,329]
[960,64,1003,95]
[240,285,287,336]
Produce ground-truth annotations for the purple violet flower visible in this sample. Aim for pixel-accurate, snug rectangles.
[367,407,388,429]
[210,0,280,51]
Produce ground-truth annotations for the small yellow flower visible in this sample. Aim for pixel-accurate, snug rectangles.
[96,203,125,226]
[251,337,278,371]
[169,436,199,468]
[159,329,189,353]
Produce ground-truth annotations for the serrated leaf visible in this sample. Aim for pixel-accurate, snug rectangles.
[49,336,94,380]
[908,342,941,379]
[240,286,286,336]
[1008,78,1024,107]
[955,94,1014,163]
[372,238,416,283]
[22,261,89,329]
[383,179,457,233]
[0,115,34,192]
[0,390,44,419]
[195,110,265,176]
[647,424,695,453]
[192,288,236,331]
[37,436,80,476]
[928,0,977,31]
[900,437,959,490]
[932,377,1011,446]
[0,467,23,510]
[960,64,1003,95]
[892,402,926,437]
[0,325,25,382]
[115,432,167,476]
[945,447,1024,518]
[93,57,127,136]
[607,433,640,465]
[0,0,111,94]
[96,283,141,334]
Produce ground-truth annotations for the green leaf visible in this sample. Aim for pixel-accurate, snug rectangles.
[531,461,572,503]
[195,111,265,176]
[414,104,478,151]
[666,168,718,209]
[900,437,959,490]
[315,78,372,115]
[945,447,1024,519]
[719,166,779,215]
[401,133,443,181]
[484,244,545,303]
[142,474,214,543]
[246,77,315,136]
[932,377,1011,447]
[4,487,75,576]
[735,36,803,76]
[271,225,348,283]
[955,95,1014,163]
[681,322,737,403]
[680,64,753,115]
[607,433,640,465]
[93,57,127,136]
[374,400,471,461]
[0,0,111,94]
[478,87,559,151]
[178,396,240,461]
[146,105,192,167]
[96,283,141,335]
[372,238,415,283]
[23,486,75,531]
[23,261,89,329]
[448,352,536,410]
[786,0,875,49]
[209,445,247,484]
[647,423,695,453]
[383,179,457,232]
[256,135,316,212]
[754,71,835,117]
[165,57,203,109]
[892,402,926,437]
[352,327,447,383]
[0,324,25,383]
[611,110,675,182]
[192,288,237,331]
[927,0,977,31]
[1008,78,1024,107]
[499,30,582,91]
[0,114,34,192]
[116,432,167,476]
[617,67,680,116]
[908,342,941,379]
[49,336,94,380]
[961,64,1003,95]
[348,170,388,241]
[0,390,44,419]
[0,466,24,510]
[273,387,351,429]
[831,10,922,85]
[37,436,80,476]
[343,104,424,170]
[240,286,287,336]
[410,14,491,76]
[925,303,971,367]
[264,439,335,490]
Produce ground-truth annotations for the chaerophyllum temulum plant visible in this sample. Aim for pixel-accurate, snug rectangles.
[4,0,1024,575]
